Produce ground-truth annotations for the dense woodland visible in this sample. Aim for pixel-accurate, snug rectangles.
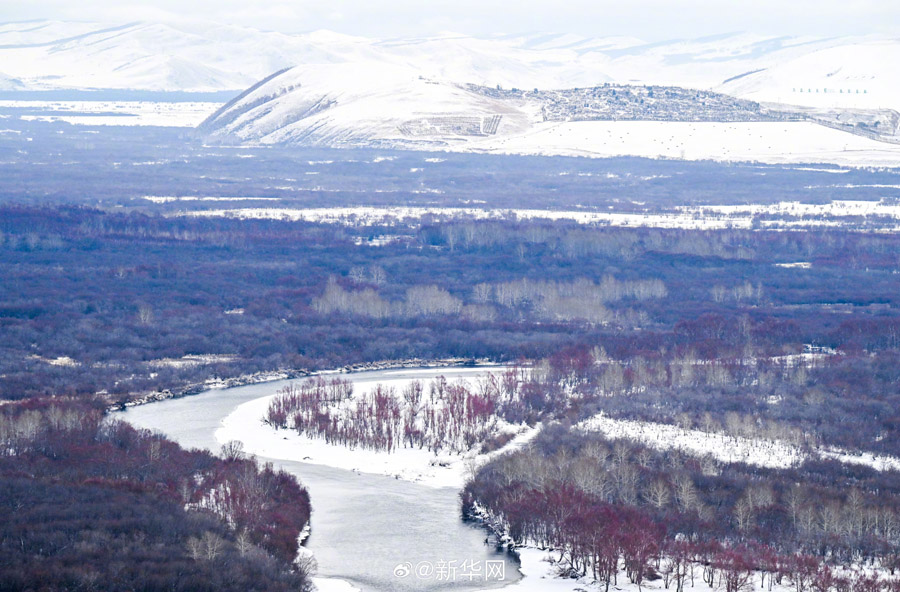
[0,398,312,591]
[464,426,900,591]
[2,206,900,459]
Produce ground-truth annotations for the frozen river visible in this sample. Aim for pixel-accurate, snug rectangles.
[120,367,520,592]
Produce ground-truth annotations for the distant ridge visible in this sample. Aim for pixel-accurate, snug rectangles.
[1,20,899,115]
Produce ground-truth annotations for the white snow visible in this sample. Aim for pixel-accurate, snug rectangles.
[147,354,237,368]
[822,449,900,472]
[183,205,755,229]
[199,59,900,166]
[774,262,812,268]
[6,22,900,164]
[28,355,79,367]
[578,412,900,473]
[488,547,590,592]
[4,21,900,116]
[311,577,360,592]
[204,62,536,147]
[579,412,804,469]
[0,100,221,127]
[185,361,900,592]
[718,40,900,110]
[142,196,280,203]
[475,121,900,167]
[178,198,900,232]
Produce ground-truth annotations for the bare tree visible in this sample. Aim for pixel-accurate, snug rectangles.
[221,440,245,461]
[137,303,153,325]
[646,478,671,510]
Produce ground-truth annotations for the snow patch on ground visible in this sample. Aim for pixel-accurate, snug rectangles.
[185,206,742,228]
[579,412,803,468]
[490,547,591,592]
[147,354,238,368]
[578,412,900,473]
[311,578,361,592]
[142,196,281,203]
[475,121,900,167]
[0,100,221,127]
[179,198,900,232]
[774,262,812,268]
[28,355,79,367]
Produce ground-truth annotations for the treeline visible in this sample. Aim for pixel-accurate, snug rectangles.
[0,398,312,591]
[313,276,667,324]
[463,426,900,590]
[4,205,900,404]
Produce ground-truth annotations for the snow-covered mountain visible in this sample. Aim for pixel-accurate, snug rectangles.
[4,20,900,165]
[0,72,24,91]
[200,63,775,146]
[0,21,378,92]
[198,62,900,167]
[199,63,537,147]
[718,39,900,110]
[2,20,899,115]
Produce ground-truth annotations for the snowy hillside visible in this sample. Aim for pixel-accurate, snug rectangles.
[2,20,899,115]
[718,39,900,110]
[0,72,24,91]
[199,63,900,166]
[0,21,376,92]
[200,64,767,147]
[200,63,537,147]
[5,20,899,164]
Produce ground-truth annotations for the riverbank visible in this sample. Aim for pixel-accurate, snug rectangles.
[207,366,598,591]
[122,363,578,592]
[110,357,497,411]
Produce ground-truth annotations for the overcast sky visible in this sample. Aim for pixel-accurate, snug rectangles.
[2,0,898,40]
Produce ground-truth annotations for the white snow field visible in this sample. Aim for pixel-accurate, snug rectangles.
[578,413,900,472]
[3,21,899,113]
[476,121,900,167]
[180,198,900,232]
[0,100,221,126]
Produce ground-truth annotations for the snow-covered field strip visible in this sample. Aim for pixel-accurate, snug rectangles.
[143,196,280,203]
[179,198,900,232]
[184,205,750,229]
[696,199,900,217]
[578,412,900,472]
[578,412,802,468]
[0,100,222,127]
[474,121,900,167]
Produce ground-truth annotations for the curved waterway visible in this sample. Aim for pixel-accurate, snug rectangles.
[120,367,520,592]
